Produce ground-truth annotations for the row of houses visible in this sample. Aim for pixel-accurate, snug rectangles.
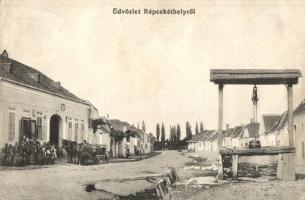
[0,50,154,159]
[187,99,305,173]
[187,122,259,152]
[259,100,305,173]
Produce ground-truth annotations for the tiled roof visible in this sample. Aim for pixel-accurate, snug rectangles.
[266,111,288,135]
[294,99,305,116]
[187,130,215,142]
[262,115,281,133]
[99,124,111,134]
[242,122,260,138]
[0,53,88,104]
[108,119,140,138]
[231,126,245,138]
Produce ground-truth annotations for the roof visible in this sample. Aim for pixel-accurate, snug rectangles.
[99,124,111,134]
[262,115,281,133]
[244,122,260,138]
[108,119,140,138]
[224,126,244,138]
[0,52,88,105]
[266,111,288,134]
[210,69,302,85]
[187,130,215,142]
[294,99,305,116]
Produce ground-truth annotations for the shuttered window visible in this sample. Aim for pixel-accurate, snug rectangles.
[68,120,72,140]
[80,122,84,142]
[8,112,15,141]
[37,117,43,140]
[75,122,78,141]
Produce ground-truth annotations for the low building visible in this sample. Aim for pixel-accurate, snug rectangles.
[0,51,97,152]
[238,122,260,147]
[263,112,288,146]
[292,100,305,174]
[259,114,281,146]
[187,122,259,152]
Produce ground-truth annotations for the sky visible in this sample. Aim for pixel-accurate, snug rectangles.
[0,0,305,138]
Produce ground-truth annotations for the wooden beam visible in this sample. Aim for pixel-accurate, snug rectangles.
[210,69,302,85]
[220,146,295,156]
[218,84,224,179]
[232,155,239,180]
[287,84,294,147]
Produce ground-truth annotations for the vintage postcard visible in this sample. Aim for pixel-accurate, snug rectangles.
[0,0,304,199]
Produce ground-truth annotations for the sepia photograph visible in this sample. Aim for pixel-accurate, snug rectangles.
[0,0,305,199]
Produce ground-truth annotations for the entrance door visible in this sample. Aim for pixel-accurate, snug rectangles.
[50,115,60,146]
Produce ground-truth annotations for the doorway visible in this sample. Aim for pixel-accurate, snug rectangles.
[50,115,61,147]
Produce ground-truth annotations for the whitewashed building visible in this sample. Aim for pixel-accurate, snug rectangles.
[0,51,96,150]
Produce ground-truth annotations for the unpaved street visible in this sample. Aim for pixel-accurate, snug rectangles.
[0,151,190,200]
[1,151,305,200]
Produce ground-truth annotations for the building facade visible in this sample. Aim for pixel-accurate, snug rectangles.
[0,52,93,151]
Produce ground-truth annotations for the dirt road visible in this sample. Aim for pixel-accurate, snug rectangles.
[0,151,190,200]
[1,151,305,200]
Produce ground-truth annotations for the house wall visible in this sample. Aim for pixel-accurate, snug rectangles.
[97,131,111,151]
[259,134,267,146]
[129,137,136,155]
[223,137,232,147]
[211,140,218,152]
[206,141,212,152]
[187,142,195,151]
[195,141,205,152]
[294,113,305,174]
[0,80,90,149]
[232,138,239,147]
[269,134,277,146]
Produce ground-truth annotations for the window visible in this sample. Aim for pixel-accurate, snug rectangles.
[303,142,305,159]
[31,120,36,139]
[8,112,15,141]
[80,122,84,142]
[68,120,72,140]
[21,117,31,139]
[37,117,42,140]
[75,122,78,141]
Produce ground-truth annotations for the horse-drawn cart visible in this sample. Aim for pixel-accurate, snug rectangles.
[79,144,109,165]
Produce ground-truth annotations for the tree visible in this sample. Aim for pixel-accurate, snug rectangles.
[156,123,160,142]
[195,122,199,135]
[200,121,204,133]
[137,122,140,129]
[177,124,181,144]
[169,126,177,144]
[186,121,192,140]
[161,123,165,148]
[142,120,146,132]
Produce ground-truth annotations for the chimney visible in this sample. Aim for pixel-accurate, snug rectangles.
[226,124,229,130]
[2,50,8,58]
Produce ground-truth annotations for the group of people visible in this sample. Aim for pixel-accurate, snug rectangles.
[2,136,57,166]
